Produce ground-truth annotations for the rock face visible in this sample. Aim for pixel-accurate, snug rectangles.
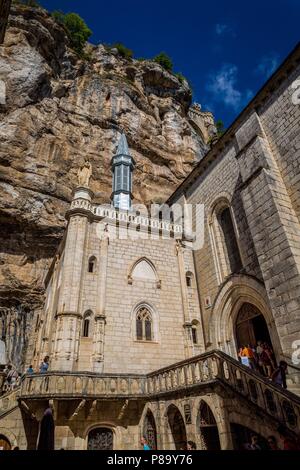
[0,5,215,365]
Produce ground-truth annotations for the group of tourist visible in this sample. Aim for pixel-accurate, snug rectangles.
[238,341,288,388]
[1,356,49,394]
[140,437,197,450]
[243,426,300,450]
[2,365,22,393]
[25,356,50,374]
[141,430,299,451]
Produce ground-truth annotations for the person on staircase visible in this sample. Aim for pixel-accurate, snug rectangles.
[260,343,275,378]
[271,361,288,389]
[241,345,256,370]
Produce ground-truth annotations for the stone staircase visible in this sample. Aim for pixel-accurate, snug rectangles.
[284,359,300,396]
[147,350,300,435]
[1,350,299,437]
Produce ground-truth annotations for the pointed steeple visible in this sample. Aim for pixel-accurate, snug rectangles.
[111,133,135,210]
[116,132,130,156]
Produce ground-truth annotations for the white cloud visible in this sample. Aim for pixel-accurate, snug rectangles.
[206,64,253,111]
[255,54,279,78]
[215,23,234,36]
[207,64,241,110]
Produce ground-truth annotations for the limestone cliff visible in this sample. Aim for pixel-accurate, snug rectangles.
[0,5,215,366]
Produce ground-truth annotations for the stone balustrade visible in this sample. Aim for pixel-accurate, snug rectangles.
[0,386,20,417]
[20,372,146,399]
[146,351,300,433]
[68,199,183,235]
[7,351,300,434]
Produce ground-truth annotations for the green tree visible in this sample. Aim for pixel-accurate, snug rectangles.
[52,11,92,55]
[153,52,173,72]
[216,119,225,137]
[112,43,133,59]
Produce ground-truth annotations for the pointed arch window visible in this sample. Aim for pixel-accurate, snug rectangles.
[88,256,97,273]
[136,307,153,341]
[217,207,242,274]
[82,310,93,338]
[210,199,243,284]
[186,271,194,288]
[191,320,200,345]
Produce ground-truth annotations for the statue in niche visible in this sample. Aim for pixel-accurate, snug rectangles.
[77,161,92,187]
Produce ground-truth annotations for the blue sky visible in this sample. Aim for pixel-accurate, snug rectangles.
[40,0,299,127]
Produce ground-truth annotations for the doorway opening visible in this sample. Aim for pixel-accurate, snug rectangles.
[235,303,272,349]
[198,401,221,450]
[167,405,187,450]
[0,434,11,451]
[143,410,157,450]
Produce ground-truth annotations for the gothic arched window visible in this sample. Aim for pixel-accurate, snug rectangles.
[210,199,243,284]
[136,307,152,341]
[217,207,242,274]
[82,311,93,338]
[191,320,199,345]
[186,271,194,288]
[88,256,97,273]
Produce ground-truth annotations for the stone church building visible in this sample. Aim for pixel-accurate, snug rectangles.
[0,44,300,450]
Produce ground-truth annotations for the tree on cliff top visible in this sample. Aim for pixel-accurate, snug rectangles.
[52,11,92,55]
[153,52,173,72]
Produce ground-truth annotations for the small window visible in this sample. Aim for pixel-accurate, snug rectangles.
[82,311,93,338]
[83,319,90,337]
[136,307,153,341]
[192,320,199,345]
[186,272,193,287]
[115,165,122,191]
[192,326,197,345]
[88,256,96,273]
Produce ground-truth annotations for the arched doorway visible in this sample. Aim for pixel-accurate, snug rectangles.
[87,428,113,450]
[235,303,272,349]
[143,410,157,450]
[167,405,187,450]
[0,434,11,450]
[198,401,220,450]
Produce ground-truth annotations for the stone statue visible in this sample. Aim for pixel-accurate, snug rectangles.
[77,161,92,187]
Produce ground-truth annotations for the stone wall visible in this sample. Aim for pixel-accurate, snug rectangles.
[170,51,300,361]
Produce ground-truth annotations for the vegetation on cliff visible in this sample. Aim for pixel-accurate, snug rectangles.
[52,10,92,55]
